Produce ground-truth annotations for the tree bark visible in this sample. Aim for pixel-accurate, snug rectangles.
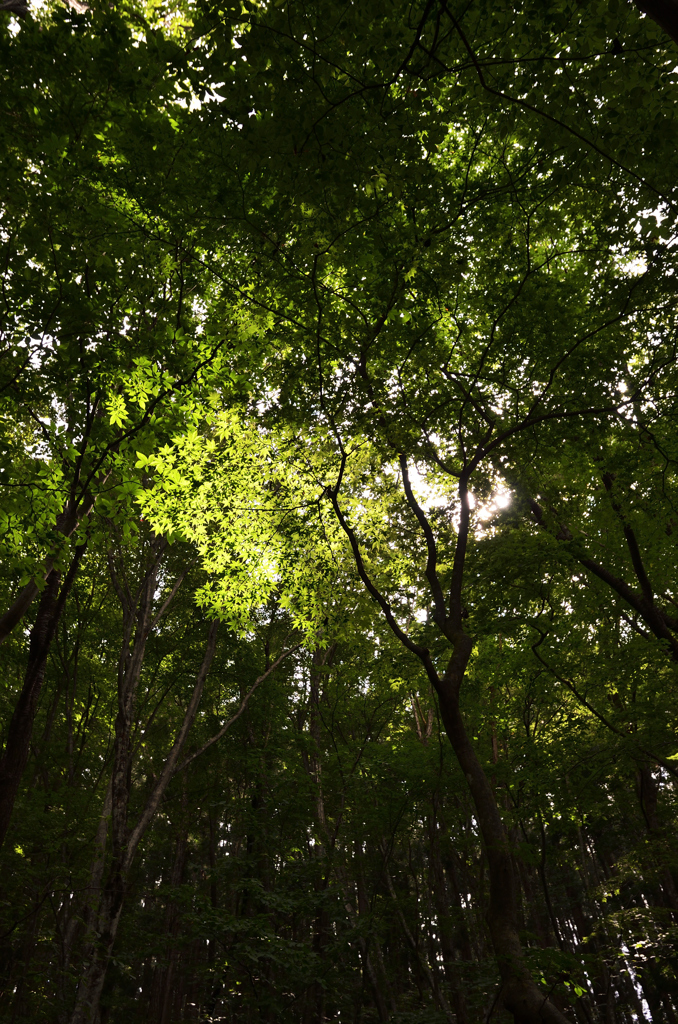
[432,669,570,1023]
[427,810,470,1024]
[0,496,97,646]
[329,461,571,1023]
[0,543,86,850]
[70,604,218,1024]
[381,847,454,1023]
[637,765,678,909]
[157,800,189,1024]
[70,550,159,1024]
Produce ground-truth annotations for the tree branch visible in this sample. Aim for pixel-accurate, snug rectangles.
[399,455,447,627]
[531,635,678,779]
[175,638,302,773]
[124,620,219,869]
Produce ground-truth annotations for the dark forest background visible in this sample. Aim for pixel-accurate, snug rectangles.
[1,0,678,1021]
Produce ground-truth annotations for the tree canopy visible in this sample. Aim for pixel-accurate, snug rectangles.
[1,1,678,1022]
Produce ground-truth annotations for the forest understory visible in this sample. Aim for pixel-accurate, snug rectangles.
[1,0,678,1021]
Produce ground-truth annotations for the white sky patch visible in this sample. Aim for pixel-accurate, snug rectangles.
[477,486,511,522]
[623,256,647,277]
[404,463,512,529]
[406,463,449,511]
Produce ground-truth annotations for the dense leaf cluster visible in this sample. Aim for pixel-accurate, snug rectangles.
[1,0,678,1022]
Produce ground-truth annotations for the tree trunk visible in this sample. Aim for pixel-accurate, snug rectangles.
[637,765,678,909]
[70,547,162,1024]
[432,671,571,1023]
[427,810,470,1024]
[70,600,218,1024]
[0,494,99,646]
[330,463,571,1022]
[381,848,454,1023]
[157,822,188,1024]
[0,544,85,850]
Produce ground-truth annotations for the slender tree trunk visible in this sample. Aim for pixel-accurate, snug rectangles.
[77,780,114,966]
[70,880,126,1024]
[0,544,85,850]
[638,765,678,909]
[204,804,222,1020]
[440,845,475,962]
[381,848,454,1023]
[427,811,470,1024]
[515,854,551,949]
[299,645,337,1024]
[0,568,61,846]
[70,608,218,1024]
[334,858,390,1022]
[157,822,188,1024]
[70,546,161,1024]
[56,780,111,1024]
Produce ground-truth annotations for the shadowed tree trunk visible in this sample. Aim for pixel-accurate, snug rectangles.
[70,610,219,1024]
[69,537,219,1024]
[328,458,572,1024]
[428,807,470,1024]
[156,795,189,1024]
[0,493,99,647]
[637,765,678,910]
[0,543,86,850]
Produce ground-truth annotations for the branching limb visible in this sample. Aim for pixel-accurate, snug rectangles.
[399,455,447,627]
[326,465,434,671]
[528,498,678,660]
[176,637,302,772]
[531,634,678,780]
[124,621,220,868]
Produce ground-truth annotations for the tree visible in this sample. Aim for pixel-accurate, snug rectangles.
[2,0,678,1021]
